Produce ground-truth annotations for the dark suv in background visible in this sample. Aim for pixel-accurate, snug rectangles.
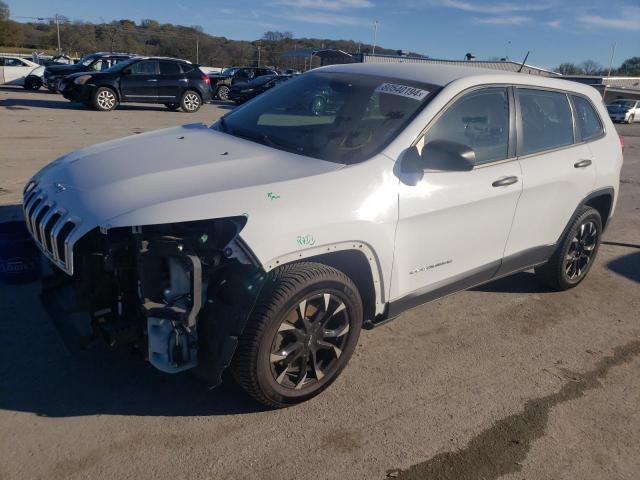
[210,66,278,100]
[44,52,134,92]
[228,74,291,104]
[60,57,212,112]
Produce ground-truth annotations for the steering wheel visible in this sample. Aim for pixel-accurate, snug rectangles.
[336,128,374,151]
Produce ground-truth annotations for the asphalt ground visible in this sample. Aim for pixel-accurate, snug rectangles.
[1,86,639,480]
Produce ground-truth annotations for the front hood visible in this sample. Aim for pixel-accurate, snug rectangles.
[46,64,82,76]
[29,123,342,230]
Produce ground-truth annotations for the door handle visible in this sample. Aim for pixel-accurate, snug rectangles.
[492,176,519,187]
[147,79,157,82]
[574,159,592,168]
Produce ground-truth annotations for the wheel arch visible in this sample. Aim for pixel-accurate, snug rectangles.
[95,84,120,102]
[556,187,615,245]
[584,188,614,231]
[264,242,386,322]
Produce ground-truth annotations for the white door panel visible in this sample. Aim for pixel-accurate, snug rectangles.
[504,144,596,257]
[4,65,31,85]
[391,161,522,300]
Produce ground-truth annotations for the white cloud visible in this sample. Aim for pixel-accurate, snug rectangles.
[272,0,373,11]
[272,10,372,26]
[578,7,640,31]
[473,15,531,25]
[435,0,551,14]
[546,19,562,28]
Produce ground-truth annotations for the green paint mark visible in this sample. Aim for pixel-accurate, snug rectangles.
[200,234,209,244]
[267,192,281,201]
[297,234,316,247]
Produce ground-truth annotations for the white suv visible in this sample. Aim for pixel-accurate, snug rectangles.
[24,63,622,407]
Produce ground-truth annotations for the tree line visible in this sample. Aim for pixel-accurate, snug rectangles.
[0,5,406,69]
[0,2,637,75]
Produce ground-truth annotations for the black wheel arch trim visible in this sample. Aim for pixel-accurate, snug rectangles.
[556,187,615,244]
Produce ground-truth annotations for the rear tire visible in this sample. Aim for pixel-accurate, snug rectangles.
[180,90,202,112]
[93,87,118,111]
[232,262,363,408]
[535,206,602,291]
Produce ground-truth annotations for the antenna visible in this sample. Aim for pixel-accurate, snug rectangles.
[517,51,530,73]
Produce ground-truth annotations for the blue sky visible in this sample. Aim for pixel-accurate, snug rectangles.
[9,0,640,69]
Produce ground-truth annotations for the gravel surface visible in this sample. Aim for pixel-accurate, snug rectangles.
[1,86,639,480]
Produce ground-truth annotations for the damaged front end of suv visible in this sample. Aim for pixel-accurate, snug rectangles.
[28,192,267,385]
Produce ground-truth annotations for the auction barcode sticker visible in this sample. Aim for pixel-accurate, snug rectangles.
[375,83,429,101]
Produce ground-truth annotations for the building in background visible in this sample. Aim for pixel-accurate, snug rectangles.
[282,49,640,103]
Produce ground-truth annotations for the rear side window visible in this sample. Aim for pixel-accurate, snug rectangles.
[129,61,157,75]
[421,87,510,165]
[159,61,181,75]
[181,64,194,74]
[518,89,573,155]
[572,96,603,141]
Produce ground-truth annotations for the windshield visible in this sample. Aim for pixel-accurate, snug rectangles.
[102,58,136,73]
[221,67,239,76]
[218,72,439,164]
[80,55,96,66]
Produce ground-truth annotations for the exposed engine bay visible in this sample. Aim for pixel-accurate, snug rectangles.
[42,216,267,385]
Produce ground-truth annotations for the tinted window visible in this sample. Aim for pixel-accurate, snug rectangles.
[421,87,510,165]
[518,89,573,155]
[159,61,181,75]
[572,96,603,141]
[129,61,156,75]
[180,64,194,74]
[3,57,25,67]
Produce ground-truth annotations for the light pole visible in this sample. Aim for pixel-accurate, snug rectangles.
[55,14,61,54]
[372,20,379,55]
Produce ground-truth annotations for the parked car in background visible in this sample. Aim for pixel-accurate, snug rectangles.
[228,74,291,103]
[607,99,640,123]
[24,63,622,407]
[60,56,212,112]
[44,52,134,92]
[210,66,278,100]
[0,55,40,87]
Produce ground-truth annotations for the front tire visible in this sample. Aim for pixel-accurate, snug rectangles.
[232,262,363,408]
[180,90,202,112]
[93,87,118,111]
[535,206,602,291]
[24,78,41,90]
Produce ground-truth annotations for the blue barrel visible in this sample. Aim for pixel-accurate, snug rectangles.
[0,221,42,284]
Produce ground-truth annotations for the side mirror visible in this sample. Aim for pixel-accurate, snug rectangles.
[420,140,475,172]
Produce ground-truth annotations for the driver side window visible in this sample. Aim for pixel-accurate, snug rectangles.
[420,87,510,165]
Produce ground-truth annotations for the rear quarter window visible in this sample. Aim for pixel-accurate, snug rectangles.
[572,95,603,141]
[517,89,573,156]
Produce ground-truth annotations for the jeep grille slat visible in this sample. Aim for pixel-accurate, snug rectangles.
[22,190,79,275]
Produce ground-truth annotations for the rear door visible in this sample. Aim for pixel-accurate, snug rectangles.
[157,61,184,101]
[502,88,596,264]
[120,60,158,100]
